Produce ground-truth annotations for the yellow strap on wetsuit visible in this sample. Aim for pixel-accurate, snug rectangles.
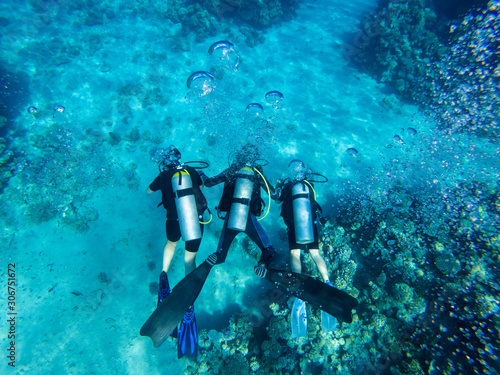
[254,168,271,221]
[303,180,316,201]
[175,168,212,224]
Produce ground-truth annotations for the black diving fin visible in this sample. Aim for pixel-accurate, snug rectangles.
[157,271,178,338]
[255,267,358,323]
[140,254,217,348]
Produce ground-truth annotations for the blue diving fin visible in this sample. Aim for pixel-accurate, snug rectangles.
[177,305,198,358]
[291,298,307,338]
[157,271,178,338]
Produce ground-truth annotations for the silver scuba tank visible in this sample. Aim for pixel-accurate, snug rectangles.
[171,169,202,241]
[227,167,254,231]
[292,182,314,244]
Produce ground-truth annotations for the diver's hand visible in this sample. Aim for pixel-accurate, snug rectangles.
[254,266,267,278]
[207,253,218,266]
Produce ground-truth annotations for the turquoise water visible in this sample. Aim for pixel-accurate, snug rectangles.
[1,0,499,374]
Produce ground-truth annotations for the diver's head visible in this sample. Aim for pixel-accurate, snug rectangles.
[155,145,181,170]
[234,143,260,168]
[288,159,310,181]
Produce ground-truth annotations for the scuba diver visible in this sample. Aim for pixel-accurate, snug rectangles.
[201,143,276,266]
[147,145,209,358]
[140,151,358,349]
[274,159,337,337]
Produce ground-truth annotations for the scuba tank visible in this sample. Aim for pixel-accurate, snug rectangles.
[227,167,254,231]
[171,169,202,241]
[291,182,314,244]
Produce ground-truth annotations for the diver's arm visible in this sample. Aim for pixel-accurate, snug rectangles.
[197,170,209,186]
[203,169,228,187]
[271,179,286,201]
[148,175,161,194]
[258,170,278,199]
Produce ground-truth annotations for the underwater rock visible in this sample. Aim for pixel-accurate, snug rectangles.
[128,127,140,142]
[369,313,387,331]
[249,356,259,372]
[139,87,164,107]
[141,129,151,141]
[26,202,58,224]
[147,260,156,271]
[97,272,111,284]
[108,132,121,145]
[266,316,288,340]
[148,282,157,295]
[99,62,111,72]
[434,254,461,276]
[30,134,47,149]
[78,205,99,223]
[407,296,427,316]
[61,213,90,232]
[393,283,413,304]
[376,271,387,286]
[402,358,425,375]
[207,329,224,350]
[433,241,445,252]
[221,354,249,375]
[332,260,357,291]
[369,281,383,300]
[123,169,135,181]
[334,245,352,263]
[261,339,281,360]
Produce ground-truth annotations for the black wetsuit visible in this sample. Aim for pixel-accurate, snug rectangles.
[275,180,321,250]
[149,165,206,252]
[204,165,275,265]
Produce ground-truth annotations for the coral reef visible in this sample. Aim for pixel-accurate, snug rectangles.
[191,180,498,373]
[156,0,302,47]
[324,180,500,373]
[351,0,446,96]
[2,120,143,232]
[350,0,500,139]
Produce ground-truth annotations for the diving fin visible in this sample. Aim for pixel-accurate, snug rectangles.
[255,267,358,323]
[177,305,198,358]
[321,311,338,332]
[291,298,307,338]
[157,271,178,338]
[321,281,338,332]
[141,254,218,348]
[157,271,170,306]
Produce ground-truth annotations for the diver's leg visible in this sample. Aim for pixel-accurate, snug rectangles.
[162,240,178,272]
[246,214,275,266]
[290,249,302,273]
[184,225,203,275]
[214,216,238,265]
[184,250,197,275]
[287,223,302,273]
[163,219,181,272]
[309,249,330,282]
